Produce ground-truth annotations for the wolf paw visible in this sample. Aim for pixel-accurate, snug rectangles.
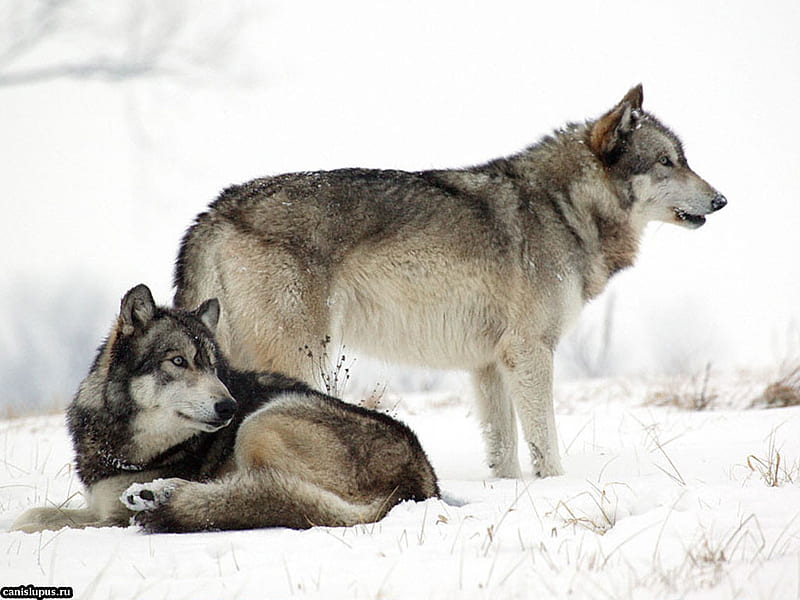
[121,478,184,512]
[529,443,564,478]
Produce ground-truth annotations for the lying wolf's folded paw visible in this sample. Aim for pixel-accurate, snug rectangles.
[121,478,185,512]
[131,505,179,533]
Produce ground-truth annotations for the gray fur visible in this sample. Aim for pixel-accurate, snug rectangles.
[172,84,726,479]
[12,285,437,534]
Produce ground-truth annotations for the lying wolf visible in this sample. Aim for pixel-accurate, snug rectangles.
[13,284,438,533]
[174,84,726,479]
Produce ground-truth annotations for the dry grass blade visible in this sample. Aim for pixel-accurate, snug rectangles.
[747,453,781,487]
[741,429,799,487]
[631,414,687,486]
[300,336,356,397]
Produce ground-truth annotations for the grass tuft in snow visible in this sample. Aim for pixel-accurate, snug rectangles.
[549,481,629,535]
[357,382,390,412]
[742,430,800,487]
[300,336,355,397]
[645,363,718,411]
[751,365,800,409]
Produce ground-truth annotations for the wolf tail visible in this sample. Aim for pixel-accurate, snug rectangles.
[132,469,394,533]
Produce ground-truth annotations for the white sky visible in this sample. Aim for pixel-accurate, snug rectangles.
[1,0,799,408]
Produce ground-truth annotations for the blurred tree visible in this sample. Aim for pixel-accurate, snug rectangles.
[0,0,244,86]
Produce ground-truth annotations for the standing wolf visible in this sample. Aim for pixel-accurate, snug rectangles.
[174,85,726,478]
[13,284,437,533]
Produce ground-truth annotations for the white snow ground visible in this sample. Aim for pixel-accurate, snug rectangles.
[2,373,799,599]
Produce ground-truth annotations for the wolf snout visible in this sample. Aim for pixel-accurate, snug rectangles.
[710,194,727,212]
[214,398,237,421]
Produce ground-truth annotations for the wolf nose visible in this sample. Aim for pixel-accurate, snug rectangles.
[214,398,236,421]
[711,194,727,212]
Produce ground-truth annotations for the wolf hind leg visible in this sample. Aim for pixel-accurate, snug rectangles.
[472,364,522,478]
[193,238,330,384]
[128,470,385,533]
[11,506,104,533]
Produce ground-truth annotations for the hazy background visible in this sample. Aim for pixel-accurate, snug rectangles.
[2,0,798,415]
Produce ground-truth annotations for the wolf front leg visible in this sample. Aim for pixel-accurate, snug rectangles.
[123,470,385,533]
[498,339,564,478]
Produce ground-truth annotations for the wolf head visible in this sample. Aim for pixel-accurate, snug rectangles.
[114,284,236,436]
[68,284,238,484]
[588,84,726,229]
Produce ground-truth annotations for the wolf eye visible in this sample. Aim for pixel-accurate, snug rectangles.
[170,356,187,368]
[659,156,674,167]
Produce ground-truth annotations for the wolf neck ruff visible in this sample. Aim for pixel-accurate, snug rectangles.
[99,437,198,475]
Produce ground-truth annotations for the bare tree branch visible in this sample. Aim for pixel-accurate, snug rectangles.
[0,0,243,86]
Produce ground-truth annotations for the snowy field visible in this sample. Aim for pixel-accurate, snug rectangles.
[2,1,799,598]
[2,371,800,599]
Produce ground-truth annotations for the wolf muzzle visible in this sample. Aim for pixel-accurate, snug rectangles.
[214,397,237,422]
[710,194,727,212]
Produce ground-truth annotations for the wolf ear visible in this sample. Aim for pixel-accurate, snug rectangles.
[588,84,644,161]
[195,298,220,333]
[621,83,643,110]
[120,284,156,336]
